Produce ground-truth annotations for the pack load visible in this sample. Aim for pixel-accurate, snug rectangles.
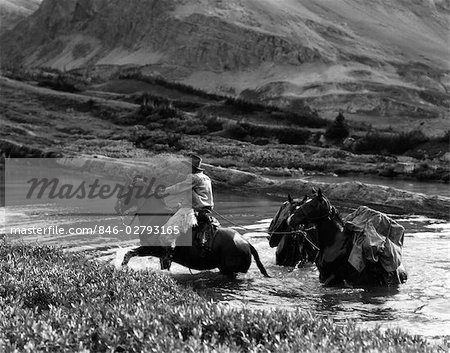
[344,206,404,273]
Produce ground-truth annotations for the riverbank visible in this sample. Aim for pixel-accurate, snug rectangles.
[0,241,442,352]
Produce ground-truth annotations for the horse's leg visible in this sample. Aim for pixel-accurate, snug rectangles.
[219,270,237,279]
[159,251,172,271]
[121,246,154,266]
[121,248,137,266]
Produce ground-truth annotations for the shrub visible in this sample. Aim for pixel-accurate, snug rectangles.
[225,97,274,114]
[224,121,312,145]
[135,130,184,151]
[325,112,350,140]
[253,137,271,145]
[354,130,429,155]
[277,128,311,145]
[37,74,81,93]
[204,116,223,132]
[155,103,180,119]
[227,123,249,140]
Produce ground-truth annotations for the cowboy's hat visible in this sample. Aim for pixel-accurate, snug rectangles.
[182,154,204,171]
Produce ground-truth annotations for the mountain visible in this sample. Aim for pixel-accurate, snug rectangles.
[1,0,449,133]
[0,0,40,32]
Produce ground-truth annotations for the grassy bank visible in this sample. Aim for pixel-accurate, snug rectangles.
[0,242,438,352]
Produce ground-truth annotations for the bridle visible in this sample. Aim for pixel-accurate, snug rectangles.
[270,200,320,252]
[288,195,343,227]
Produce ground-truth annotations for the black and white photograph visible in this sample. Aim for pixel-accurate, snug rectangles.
[0,0,449,351]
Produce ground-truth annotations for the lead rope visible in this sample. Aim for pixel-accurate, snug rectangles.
[210,209,248,230]
[300,229,320,252]
[211,209,320,251]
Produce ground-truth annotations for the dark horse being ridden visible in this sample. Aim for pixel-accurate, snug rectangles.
[287,189,407,286]
[268,195,319,267]
[115,182,270,278]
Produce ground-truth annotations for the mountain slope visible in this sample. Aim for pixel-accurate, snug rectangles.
[1,0,449,133]
[0,0,40,32]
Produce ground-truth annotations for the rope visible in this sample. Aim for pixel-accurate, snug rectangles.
[301,231,320,251]
[211,209,248,230]
[211,209,320,251]
[212,209,293,234]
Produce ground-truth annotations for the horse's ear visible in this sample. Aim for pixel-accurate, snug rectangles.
[317,188,323,198]
[312,187,317,194]
[301,195,307,203]
[288,194,293,203]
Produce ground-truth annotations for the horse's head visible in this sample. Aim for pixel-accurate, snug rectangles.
[287,188,333,228]
[268,194,307,247]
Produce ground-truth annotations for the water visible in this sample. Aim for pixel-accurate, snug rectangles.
[2,179,450,339]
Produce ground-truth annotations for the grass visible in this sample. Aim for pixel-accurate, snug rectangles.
[0,242,440,352]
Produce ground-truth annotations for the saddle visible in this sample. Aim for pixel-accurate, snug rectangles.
[193,212,220,257]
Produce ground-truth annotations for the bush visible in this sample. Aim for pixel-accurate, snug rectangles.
[227,123,249,140]
[225,97,274,114]
[253,137,271,145]
[325,113,350,140]
[37,74,81,93]
[226,121,311,145]
[135,130,183,151]
[162,118,208,135]
[354,130,429,155]
[277,128,311,145]
[203,116,223,132]
[155,103,180,119]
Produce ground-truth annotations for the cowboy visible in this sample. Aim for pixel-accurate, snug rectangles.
[159,154,214,267]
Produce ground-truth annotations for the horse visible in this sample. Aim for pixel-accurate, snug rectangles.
[268,195,319,267]
[287,189,407,286]
[115,180,270,279]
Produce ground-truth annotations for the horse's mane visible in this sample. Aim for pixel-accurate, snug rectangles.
[268,201,289,234]
[329,205,345,229]
[312,193,345,231]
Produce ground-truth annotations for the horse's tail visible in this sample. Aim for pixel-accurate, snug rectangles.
[249,244,271,278]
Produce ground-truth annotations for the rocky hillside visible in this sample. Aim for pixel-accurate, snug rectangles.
[0,0,40,32]
[1,0,449,133]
